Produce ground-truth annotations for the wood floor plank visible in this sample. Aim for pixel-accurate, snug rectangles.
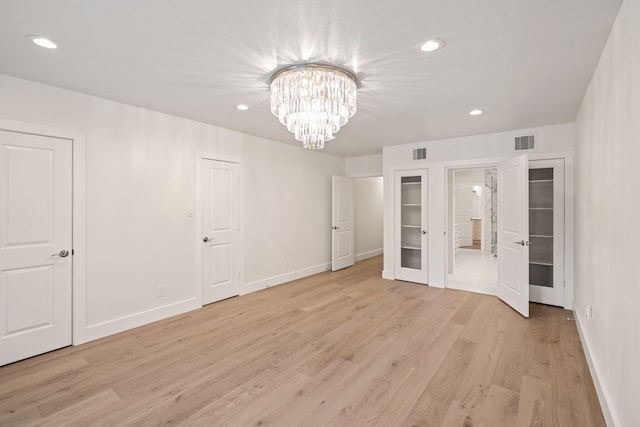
[441,303,507,427]
[478,384,520,427]
[516,375,553,427]
[0,256,606,426]
[39,389,121,426]
[404,338,477,426]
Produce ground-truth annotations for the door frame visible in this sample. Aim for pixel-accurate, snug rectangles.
[444,159,502,286]
[0,118,87,345]
[194,152,245,307]
[442,152,574,310]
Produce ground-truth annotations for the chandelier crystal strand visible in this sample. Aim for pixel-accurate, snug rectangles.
[270,64,357,150]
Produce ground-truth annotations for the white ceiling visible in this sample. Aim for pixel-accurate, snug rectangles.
[0,0,622,157]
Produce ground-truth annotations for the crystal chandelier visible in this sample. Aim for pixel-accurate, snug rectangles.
[270,64,358,150]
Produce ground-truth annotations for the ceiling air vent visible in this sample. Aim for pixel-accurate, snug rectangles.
[515,135,535,151]
[413,147,427,160]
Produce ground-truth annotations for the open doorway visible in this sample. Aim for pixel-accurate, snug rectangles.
[447,167,498,295]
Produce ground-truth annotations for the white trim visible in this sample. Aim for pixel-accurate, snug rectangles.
[242,262,330,295]
[346,172,383,178]
[355,248,383,262]
[82,298,199,343]
[382,269,393,280]
[0,118,88,345]
[195,151,245,307]
[575,309,617,427]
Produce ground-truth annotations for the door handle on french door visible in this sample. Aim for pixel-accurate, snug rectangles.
[332,226,339,230]
[51,250,69,258]
[514,240,532,246]
[422,230,427,235]
[203,237,211,242]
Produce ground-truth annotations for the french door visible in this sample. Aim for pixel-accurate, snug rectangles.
[394,169,428,284]
[497,155,530,317]
[528,159,565,307]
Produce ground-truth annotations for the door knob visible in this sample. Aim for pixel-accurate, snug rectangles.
[514,240,531,246]
[422,230,427,235]
[332,226,339,230]
[51,250,69,258]
[203,237,210,242]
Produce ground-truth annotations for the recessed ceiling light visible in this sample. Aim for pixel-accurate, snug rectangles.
[420,39,444,52]
[236,104,249,111]
[469,109,484,116]
[27,35,58,49]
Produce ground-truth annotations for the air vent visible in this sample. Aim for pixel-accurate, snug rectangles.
[413,147,427,160]
[515,135,535,151]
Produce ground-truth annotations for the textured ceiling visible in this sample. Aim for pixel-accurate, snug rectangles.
[0,0,622,157]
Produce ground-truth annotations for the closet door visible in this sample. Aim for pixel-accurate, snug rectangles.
[528,159,565,307]
[394,169,428,284]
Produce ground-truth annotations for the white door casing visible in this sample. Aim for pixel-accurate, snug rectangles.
[0,130,73,366]
[497,154,530,317]
[332,176,354,271]
[201,159,240,305]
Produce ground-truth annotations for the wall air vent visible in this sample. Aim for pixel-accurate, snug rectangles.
[413,147,427,160]
[515,135,535,151]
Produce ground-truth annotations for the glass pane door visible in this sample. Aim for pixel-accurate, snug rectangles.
[529,167,554,287]
[400,176,422,269]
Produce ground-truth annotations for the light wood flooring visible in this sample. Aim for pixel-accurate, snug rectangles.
[0,256,604,426]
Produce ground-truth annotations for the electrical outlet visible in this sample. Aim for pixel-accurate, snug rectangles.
[586,304,594,320]
[158,285,167,298]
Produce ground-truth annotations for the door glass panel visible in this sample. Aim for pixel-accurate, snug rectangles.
[400,176,421,269]
[529,167,553,287]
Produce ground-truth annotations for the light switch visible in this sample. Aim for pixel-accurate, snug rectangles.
[187,207,194,217]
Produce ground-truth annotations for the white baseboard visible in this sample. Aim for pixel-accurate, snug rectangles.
[76,298,199,345]
[574,309,617,427]
[241,262,331,295]
[355,248,383,262]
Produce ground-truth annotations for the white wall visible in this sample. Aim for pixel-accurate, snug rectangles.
[0,74,344,343]
[382,123,574,290]
[345,154,382,177]
[243,137,344,291]
[353,177,383,261]
[574,0,640,425]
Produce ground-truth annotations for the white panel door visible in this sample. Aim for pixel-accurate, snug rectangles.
[454,185,474,247]
[0,130,72,366]
[497,155,530,317]
[332,176,354,271]
[202,159,239,305]
[394,170,428,284]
